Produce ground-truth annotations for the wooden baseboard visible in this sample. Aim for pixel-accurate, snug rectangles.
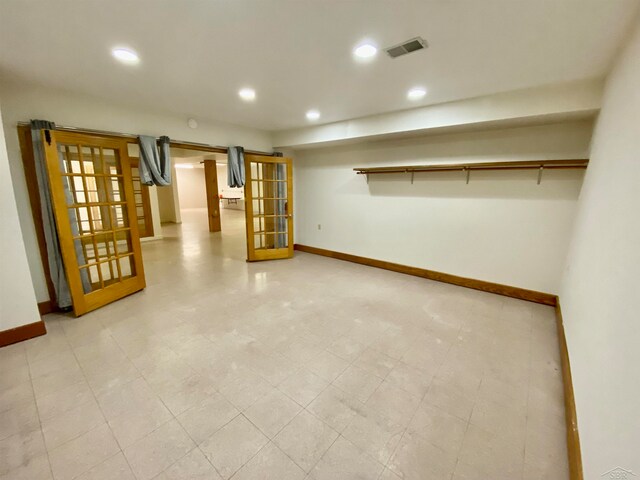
[37,300,54,315]
[0,320,47,348]
[294,244,557,306]
[555,301,583,480]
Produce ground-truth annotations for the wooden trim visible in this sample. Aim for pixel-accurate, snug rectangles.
[555,300,583,480]
[294,244,557,305]
[17,125,58,306]
[37,301,55,315]
[17,121,275,157]
[203,160,222,232]
[0,321,47,348]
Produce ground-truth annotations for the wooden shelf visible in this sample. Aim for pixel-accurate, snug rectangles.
[354,159,589,175]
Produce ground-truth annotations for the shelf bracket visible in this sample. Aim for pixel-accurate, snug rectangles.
[464,167,470,184]
[537,165,544,185]
[411,171,414,184]
[366,173,369,184]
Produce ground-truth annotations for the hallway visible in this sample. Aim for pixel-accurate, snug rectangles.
[1,207,567,480]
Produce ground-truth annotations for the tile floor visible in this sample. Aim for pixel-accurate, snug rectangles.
[0,208,569,479]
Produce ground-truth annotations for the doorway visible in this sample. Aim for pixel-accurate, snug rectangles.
[155,147,247,254]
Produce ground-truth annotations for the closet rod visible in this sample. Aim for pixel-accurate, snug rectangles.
[16,121,275,157]
[354,159,589,175]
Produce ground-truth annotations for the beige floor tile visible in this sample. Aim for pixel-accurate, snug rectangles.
[365,381,421,427]
[388,430,458,480]
[342,406,405,465]
[243,389,302,438]
[141,357,197,393]
[457,424,524,478]
[217,370,275,411]
[108,400,173,448]
[75,452,136,480]
[199,414,268,479]
[422,379,476,422]
[0,429,47,476]
[158,448,222,479]
[32,366,87,399]
[385,361,434,399]
[469,397,527,439]
[326,336,366,362]
[0,401,39,441]
[333,365,383,403]
[280,336,324,364]
[309,436,383,480]
[0,453,52,480]
[124,419,195,480]
[305,351,350,383]
[177,393,239,445]
[307,385,365,433]
[158,374,218,416]
[1,381,34,413]
[84,359,141,398]
[408,402,468,455]
[96,377,160,420]
[29,350,79,380]
[353,348,397,379]
[41,399,105,450]
[35,380,95,422]
[48,424,120,480]
[277,368,328,407]
[522,455,569,480]
[274,410,338,473]
[232,442,305,480]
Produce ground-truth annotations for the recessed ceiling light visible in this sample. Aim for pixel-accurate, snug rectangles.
[306,110,320,121]
[238,88,256,101]
[407,87,427,100]
[353,43,377,59]
[111,47,139,64]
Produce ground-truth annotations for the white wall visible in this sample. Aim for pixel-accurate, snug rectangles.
[157,170,182,224]
[0,81,272,302]
[560,17,640,478]
[0,103,40,331]
[175,167,207,209]
[293,121,593,294]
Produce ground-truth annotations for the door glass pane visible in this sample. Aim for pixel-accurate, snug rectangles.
[249,161,288,250]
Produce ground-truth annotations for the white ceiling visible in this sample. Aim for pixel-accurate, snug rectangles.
[0,0,637,131]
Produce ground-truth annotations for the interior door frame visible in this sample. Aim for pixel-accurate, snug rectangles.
[203,160,222,232]
[42,130,146,316]
[244,154,294,262]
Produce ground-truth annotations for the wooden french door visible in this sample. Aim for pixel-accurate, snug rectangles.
[129,158,154,238]
[244,154,294,261]
[42,130,146,316]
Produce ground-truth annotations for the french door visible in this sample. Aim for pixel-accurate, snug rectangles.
[244,154,293,261]
[42,130,146,316]
[129,158,154,238]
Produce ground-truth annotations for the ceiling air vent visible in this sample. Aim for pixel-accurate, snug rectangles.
[385,37,428,58]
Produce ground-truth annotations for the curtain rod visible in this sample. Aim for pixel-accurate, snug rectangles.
[16,121,275,157]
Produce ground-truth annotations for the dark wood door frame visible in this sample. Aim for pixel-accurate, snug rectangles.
[203,160,221,232]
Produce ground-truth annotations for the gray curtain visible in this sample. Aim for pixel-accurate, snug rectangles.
[273,152,287,248]
[227,146,245,188]
[138,135,171,186]
[30,120,73,308]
